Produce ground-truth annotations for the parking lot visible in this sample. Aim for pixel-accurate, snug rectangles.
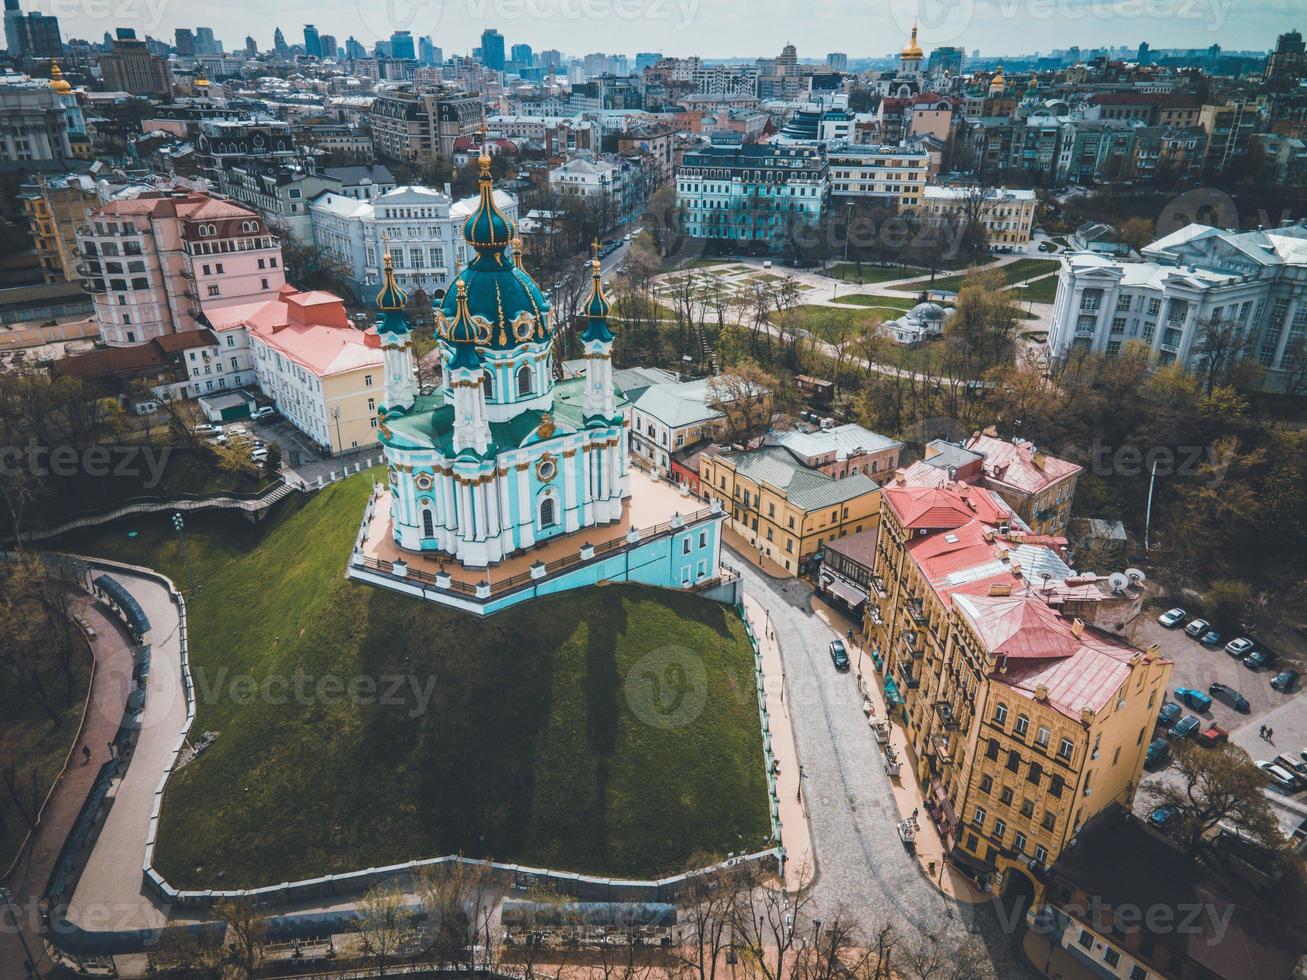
[1133,611,1307,831]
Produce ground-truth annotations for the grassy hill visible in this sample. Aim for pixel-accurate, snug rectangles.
[58,477,770,887]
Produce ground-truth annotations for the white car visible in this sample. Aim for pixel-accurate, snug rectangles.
[251,406,275,420]
[1257,761,1300,792]
[194,423,220,435]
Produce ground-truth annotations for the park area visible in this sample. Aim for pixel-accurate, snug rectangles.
[58,476,771,888]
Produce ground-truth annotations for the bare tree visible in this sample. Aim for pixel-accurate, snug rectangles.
[414,859,507,973]
[213,899,267,980]
[356,881,412,976]
[1193,315,1255,393]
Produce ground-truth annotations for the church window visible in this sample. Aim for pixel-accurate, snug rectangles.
[422,509,435,537]
[483,372,494,398]
[517,364,533,396]
[539,496,557,527]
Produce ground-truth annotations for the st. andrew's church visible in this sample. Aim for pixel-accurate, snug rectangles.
[351,143,725,614]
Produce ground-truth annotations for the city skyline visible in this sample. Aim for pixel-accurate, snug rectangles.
[29,0,1301,60]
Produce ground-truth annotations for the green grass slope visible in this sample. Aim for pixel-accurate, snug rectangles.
[59,477,770,887]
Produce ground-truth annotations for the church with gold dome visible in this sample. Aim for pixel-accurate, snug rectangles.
[350,144,725,613]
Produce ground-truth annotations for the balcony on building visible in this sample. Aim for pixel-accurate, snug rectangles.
[906,596,928,627]
[934,699,962,732]
[901,628,922,658]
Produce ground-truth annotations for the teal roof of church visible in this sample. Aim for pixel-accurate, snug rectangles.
[374,251,411,335]
[383,378,630,455]
[437,141,551,352]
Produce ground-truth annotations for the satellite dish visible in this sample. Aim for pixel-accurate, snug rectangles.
[1107,572,1129,595]
[1125,568,1146,584]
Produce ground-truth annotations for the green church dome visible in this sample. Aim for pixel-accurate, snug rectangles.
[437,141,551,350]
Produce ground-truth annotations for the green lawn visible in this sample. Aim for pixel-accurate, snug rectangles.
[898,258,1061,294]
[823,262,921,285]
[828,295,920,311]
[1015,274,1060,304]
[58,478,770,887]
[0,648,91,872]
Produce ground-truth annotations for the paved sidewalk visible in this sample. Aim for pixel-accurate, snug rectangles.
[0,598,136,980]
[722,525,792,579]
[740,592,813,889]
[66,572,187,934]
[808,597,987,906]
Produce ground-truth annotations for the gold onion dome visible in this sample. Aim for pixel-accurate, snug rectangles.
[990,65,1007,91]
[49,62,71,94]
[900,24,923,59]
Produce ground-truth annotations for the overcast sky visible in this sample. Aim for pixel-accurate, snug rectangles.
[34,0,1300,58]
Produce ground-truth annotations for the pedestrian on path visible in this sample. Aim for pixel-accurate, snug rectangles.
[1267,727,1274,741]
[1260,725,1268,740]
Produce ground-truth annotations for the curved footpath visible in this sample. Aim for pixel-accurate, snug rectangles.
[64,570,187,935]
[0,597,137,980]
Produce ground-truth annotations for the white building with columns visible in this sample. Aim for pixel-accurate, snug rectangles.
[309,184,518,301]
[1047,221,1307,393]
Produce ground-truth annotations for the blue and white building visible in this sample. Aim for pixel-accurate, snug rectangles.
[351,148,726,614]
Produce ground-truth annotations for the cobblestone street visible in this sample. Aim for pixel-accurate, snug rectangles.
[729,549,1038,977]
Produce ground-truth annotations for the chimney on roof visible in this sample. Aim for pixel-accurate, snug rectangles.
[999,548,1010,562]
[1011,560,1022,576]
[1144,643,1160,662]
[989,582,1011,596]
[1032,451,1047,470]
[1034,683,1049,701]
[983,424,998,438]
[1071,617,1084,638]
[983,528,995,543]
[1080,706,1096,725]
[894,468,906,486]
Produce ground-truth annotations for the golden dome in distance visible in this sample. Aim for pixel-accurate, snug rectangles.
[990,65,1006,91]
[901,23,923,60]
[49,62,71,94]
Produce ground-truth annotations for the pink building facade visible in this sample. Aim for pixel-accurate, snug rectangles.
[77,190,286,347]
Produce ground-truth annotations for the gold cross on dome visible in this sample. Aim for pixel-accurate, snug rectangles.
[592,239,600,260]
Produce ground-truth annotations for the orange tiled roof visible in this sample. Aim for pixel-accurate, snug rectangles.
[882,482,1017,530]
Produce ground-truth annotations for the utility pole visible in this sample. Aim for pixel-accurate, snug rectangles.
[1144,459,1158,553]
[172,512,196,594]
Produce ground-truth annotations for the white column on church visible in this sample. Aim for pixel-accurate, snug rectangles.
[517,465,535,548]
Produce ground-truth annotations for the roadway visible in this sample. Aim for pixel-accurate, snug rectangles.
[726,553,1038,975]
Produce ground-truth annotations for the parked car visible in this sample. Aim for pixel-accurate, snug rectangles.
[1257,761,1300,792]
[1271,669,1300,692]
[194,423,220,435]
[1145,737,1170,768]
[1159,608,1187,628]
[1184,618,1210,638]
[1244,650,1278,671]
[251,406,276,420]
[1157,701,1182,726]
[1169,715,1201,739]
[1197,725,1229,748]
[1225,637,1255,658]
[1199,629,1223,648]
[1207,683,1250,713]
[1173,687,1212,711]
[1274,754,1307,781]
[828,640,850,671]
[1148,804,1181,829]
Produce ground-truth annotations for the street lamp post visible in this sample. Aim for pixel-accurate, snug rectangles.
[172,512,196,594]
[0,887,38,979]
